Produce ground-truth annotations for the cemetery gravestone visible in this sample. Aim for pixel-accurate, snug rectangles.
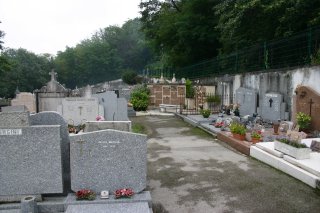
[30,111,71,194]
[295,85,320,130]
[0,112,63,196]
[235,87,258,116]
[261,93,285,121]
[70,130,147,194]
[57,97,104,125]
[1,105,28,113]
[94,91,129,121]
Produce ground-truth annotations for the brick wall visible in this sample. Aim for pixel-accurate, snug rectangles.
[148,84,186,106]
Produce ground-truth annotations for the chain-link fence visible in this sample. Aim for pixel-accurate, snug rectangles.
[147,26,320,80]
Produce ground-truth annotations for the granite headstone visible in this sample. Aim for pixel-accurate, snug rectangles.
[70,130,147,194]
[0,112,63,195]
[261,93,285,121]
[30,111,71,194]
[235,87,258,116]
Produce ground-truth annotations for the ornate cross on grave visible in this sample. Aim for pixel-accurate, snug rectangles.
[269,98,273,108]
[49,69,57,81]
[308,98,314,116]
[78,106,83,116]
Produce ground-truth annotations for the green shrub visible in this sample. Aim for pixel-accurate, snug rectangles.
[277,138,308,148]
[229,122,246,135]
[296,112,311,130]
[200,109,211,118]
[130,85,150,111]
[185,79,195,98]
[206,95,221,104]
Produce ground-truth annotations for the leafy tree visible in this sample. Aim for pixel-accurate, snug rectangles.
[122,70,139,85]
[0,48,51,98]
[130,84,150,111]
[140,0,221,67]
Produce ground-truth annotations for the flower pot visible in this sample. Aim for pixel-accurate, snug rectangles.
[232,133,245,141]
[274,141,311,159]
[251,138,261,144]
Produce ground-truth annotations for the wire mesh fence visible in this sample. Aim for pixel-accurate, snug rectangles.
[147,26,320,80]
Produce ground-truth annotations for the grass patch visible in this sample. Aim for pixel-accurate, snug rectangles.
[132,123,147,134]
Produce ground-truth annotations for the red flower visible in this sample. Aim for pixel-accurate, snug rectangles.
[115,188,134,199]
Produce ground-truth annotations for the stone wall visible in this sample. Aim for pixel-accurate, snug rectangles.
[147,84,186,106]
[197,65,320,120]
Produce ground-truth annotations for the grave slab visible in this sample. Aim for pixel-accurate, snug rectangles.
[250,146,320,188]
[255,142,284,158]
[65,203,151,213]
[0,126,63,195]
[70,130,147,194]
[283,153,320,177]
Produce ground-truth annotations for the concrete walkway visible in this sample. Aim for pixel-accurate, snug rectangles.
[131,115,320,213]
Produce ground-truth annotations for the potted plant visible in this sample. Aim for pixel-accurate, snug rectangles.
[200,109,211,118]
[274,137,311,160]
[296,112,311,132]
[229,122,246,140]
[251,131,262,144]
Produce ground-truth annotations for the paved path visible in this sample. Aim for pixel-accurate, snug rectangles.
[131,115,320,213]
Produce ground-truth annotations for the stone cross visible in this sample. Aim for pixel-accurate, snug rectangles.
[308,98,314,115]
[269,98,273,108]
[49,69,57,81]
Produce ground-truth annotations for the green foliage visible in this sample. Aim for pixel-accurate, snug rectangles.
[278,138,308,149]
[185,79,194,98]
[121,70,141,85]
[206,95,221,104]
[0,49,51,98]
[130,85,150,111]
[296,112,311,130]
[229,122,246,135]
[132,123,147,134]
[200,109,211,118]
[251,131,262,139]
[54,18,154,88]
[140,0,221,67]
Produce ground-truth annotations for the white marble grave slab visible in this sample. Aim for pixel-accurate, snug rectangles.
[283,153,320,177]
[255,142,284,158]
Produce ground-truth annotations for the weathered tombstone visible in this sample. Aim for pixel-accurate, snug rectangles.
[294,85,320,130]
[261,93,285,121]
[0,112,63,198]
[84,121,131,132]
[235,87,258,116]
[70,130,147,194]
[1,105,28,113]
[57,97,104,125]
[30,111,71,194]
[93,91,129,121]
[11,92,36,113]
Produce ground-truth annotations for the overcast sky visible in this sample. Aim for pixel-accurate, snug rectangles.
[0,0,142,55]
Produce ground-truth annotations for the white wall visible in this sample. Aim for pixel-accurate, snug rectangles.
[292,66,320,95]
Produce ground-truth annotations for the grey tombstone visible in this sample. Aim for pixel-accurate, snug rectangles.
[1,105,28,112]
[70,130,147,194]
[235,87,258,116]
[84,121,131,132]
[261,93,285,121]
[0,112,63,195]
[94,91,129,121]
[30,111,71,194]
[0,111,30,127]
[65,203,150,213]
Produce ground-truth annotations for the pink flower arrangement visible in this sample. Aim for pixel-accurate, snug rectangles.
[115,188,134,199]
[96,115,105,121]
[75,189,96,200]
[214,121,224,128]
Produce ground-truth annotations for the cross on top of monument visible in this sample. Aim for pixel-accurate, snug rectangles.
[49,69,57,81]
